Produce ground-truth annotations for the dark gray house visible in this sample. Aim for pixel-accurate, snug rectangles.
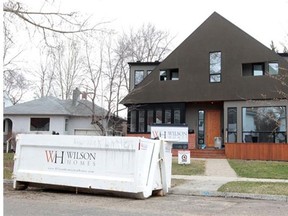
[122,12,288,158]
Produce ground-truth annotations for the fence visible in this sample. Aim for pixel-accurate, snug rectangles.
[225,143,288,161]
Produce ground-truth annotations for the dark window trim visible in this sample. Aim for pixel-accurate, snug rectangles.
[252,63,264,76]
[227,107,237,143]
[241,106,287,143]
[209,51,222,83]
[268,62,279,75]
[159,68,179,81]
[209,74,222,83]
[134,70,144,86]
[128,103,185,134]
[198,110,205,145]
[242,62,269,77]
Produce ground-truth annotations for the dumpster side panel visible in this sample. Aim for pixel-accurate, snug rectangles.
[13,135,171,198]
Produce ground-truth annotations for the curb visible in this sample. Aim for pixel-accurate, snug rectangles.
[169,189,288,202]
[4,179,288,202]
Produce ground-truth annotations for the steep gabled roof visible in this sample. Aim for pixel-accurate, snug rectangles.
[121,12,288,105]
[4,96,108,117]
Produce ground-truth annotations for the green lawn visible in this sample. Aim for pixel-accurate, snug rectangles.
[222,160,288,196]
[172,158,205,175]
[228,159,288,179]
[218,181,288,196]
[4,153,14,179]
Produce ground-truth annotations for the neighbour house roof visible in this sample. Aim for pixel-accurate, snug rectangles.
[4,96,107,117]
[121,12,288,105]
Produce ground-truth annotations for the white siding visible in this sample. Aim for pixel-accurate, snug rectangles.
[4,115,68,135]
[68,116,107,135]
[4,115,109,136]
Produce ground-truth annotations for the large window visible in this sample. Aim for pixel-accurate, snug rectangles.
[134,70,144,85]
[138,110,145,132]
[128,104,185,133]
[130,111,137,132]
[156,109,163,124]
[227,107,237,142]
[209,52,221,83]
[147,110,154,132]
[174,109,181,124]
[165,110,172,124]
[242,106,286,143]
[30,118,50,131]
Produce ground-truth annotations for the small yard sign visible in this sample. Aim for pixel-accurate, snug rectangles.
[178,151,191,165]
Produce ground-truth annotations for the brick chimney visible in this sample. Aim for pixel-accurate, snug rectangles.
[82,92,88,100]
[72,88,81,106]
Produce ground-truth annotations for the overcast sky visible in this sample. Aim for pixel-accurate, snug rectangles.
[4,0,288,105]
[55,0,288,50]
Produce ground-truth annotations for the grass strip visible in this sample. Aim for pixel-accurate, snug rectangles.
[172,158,205,175]
[218,181,288,196]
[4,153,14,179]
[228,159,288,179]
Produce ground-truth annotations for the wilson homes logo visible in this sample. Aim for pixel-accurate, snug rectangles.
[45,150,97,167]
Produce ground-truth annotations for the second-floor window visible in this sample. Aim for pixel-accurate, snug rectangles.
[135,70,144,85]
[160,69,179,81]
[253,63,264,76]
[209,51,221,83]
[242,62,278,76]
[268,62,279,75]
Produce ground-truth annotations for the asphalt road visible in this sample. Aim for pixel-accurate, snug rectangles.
[3,184,288,216]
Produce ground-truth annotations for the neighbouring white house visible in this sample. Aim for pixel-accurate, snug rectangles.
[3,88,127,152]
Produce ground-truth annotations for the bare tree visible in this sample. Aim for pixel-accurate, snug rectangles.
[52,37,85,100]
[32,47,56,98]
[270,40,278,53]
[108,23,174,115]
[4,70,30,105]
[3,0,109,103]
[82,38,106,135]
[3,14,31,104]
[3,0,107,45]
[120,23,174,62]
[114,23,174,93]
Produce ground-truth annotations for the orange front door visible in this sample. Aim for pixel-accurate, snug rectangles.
[205,110,221,147]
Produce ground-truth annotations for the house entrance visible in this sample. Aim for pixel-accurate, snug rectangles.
[205,110,221,148]
[198,109,221,148]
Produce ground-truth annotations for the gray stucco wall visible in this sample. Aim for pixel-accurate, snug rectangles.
[129,63,160,92]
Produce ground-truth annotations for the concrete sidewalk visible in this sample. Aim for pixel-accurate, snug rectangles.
[170,159,288,202]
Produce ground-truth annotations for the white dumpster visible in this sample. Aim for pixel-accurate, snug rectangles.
[13,134,172,199]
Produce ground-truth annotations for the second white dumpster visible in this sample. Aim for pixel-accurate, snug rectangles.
[13,134,172,199]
